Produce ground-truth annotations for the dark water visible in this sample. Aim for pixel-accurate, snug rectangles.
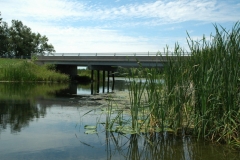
[0,81,239,160]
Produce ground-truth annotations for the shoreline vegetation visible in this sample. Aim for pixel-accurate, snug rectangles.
[84,22,240,150]
[0,59,114,83]
[0,59,69,82]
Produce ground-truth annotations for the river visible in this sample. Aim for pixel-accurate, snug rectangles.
[0,79,239,160]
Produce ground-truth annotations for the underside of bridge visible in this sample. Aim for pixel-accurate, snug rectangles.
[56,65,78,77]
[56,64,118,93]
[55,64,118,77]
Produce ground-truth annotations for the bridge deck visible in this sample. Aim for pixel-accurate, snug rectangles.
[36,54,189,68]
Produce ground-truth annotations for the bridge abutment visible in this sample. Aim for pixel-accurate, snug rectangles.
[56,65,77,78]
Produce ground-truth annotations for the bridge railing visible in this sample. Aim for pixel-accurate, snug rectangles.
[43,52,191,57]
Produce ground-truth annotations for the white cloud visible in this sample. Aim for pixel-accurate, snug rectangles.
[0,0,239,53]
[1,0,87,22]
[29,25,161,53]
[1,0,239,24]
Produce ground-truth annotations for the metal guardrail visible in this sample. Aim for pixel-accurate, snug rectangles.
[0,52,191,58]
[44,52,191,57]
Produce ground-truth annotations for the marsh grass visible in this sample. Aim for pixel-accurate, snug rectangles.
[100,22,240,149]
[185,22,240,147]
[0,59,69,82]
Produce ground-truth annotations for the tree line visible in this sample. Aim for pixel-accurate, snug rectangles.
[0,12,55,58]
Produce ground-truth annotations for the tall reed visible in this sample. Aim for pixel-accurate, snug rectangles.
[186,22,240,146]
[159,22,240,147]
[104,22,240,149]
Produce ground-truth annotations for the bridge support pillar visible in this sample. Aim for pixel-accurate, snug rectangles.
[112,71,115,91]
[107,71,110,92]
[97,70,100,93]
[90,66,117,94]
[102,70,105,93]
[91,70,94,94]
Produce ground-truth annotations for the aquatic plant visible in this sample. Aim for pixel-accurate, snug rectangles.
[185,22,240,147]
[81,22,240,149]
[102,22,240,149]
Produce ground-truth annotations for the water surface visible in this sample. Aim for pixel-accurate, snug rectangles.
[0,82,239,160]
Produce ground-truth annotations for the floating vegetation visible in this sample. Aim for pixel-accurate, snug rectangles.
[84,125,98,134]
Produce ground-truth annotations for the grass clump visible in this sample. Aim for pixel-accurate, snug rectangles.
[0,59,69,82]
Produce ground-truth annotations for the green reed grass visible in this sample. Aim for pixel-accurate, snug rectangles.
[186,22,240,146]
[102,22,240,149]
[0,59,69,82]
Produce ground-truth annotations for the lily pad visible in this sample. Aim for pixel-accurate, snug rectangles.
[84,130,98,134]
[121,129,136,134]
[84,125,97,129]
[115,126,137,134]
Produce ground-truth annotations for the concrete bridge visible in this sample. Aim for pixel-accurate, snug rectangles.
[36,52,190,92]
[36,52,169,68]
[36,52,189,73]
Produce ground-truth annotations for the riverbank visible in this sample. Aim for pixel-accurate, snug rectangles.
[0,58,69,82]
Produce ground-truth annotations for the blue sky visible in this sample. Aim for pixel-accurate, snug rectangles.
[0,0,239,53]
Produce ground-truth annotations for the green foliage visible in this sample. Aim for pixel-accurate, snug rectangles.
[77,69,91,77]
[44,64,56,71]
[0,59,69,82]
[162,22,240,148]
[185,22,240,146]
[0,12,9,56]
[0,12,55,58]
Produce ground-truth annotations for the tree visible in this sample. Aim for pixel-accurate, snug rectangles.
[32,33,55,56]
[0,12,9,56]
[8,20,55,57]
[0,13,55,58]
[8,20,34,57]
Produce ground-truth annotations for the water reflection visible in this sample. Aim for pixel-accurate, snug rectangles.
[77,78,128,95]
[0,82,69,100]
[0,82,239,160]
[0,83,69,134]
[0,100,46,133]
[105,132,240,160]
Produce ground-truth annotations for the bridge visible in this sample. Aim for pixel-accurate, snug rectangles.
[36,52,190,69]
[36,52,172,67]
[36,52,190,92]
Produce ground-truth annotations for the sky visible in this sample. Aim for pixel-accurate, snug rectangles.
[0,0,240,54]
